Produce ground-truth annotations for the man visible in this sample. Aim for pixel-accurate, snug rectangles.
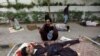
[39,19,58,41]
[63,4,69,24]
[16,37,85,56]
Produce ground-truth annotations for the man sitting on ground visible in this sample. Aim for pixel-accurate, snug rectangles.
[39,19,58,41]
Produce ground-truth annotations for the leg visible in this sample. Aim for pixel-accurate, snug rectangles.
[64,15,68,24]
[59,47,78,56]
[35,54,45,56]
[67,26,70,32]
[39,29,48,41]
[61,39,80,47]
[52,27,58,41]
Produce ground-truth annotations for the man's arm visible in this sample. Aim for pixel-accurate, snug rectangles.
[61,39,80,47]
[61,36,85,47]
[34,45,47,55]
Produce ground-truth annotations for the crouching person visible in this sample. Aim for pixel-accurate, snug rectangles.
[39,19,58,41]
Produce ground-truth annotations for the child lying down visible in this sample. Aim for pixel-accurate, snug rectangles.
[15,37,84,56]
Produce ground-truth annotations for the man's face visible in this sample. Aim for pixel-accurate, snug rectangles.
[26,47,30,54]
[26,44,34,54]
[46,19,51,25]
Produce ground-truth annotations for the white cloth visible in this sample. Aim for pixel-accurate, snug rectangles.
[86,21,98,26]
[47,30,53,40]
[14,19,21,29]
[60,36,72,41]
[55,24,67,30]
[9,27,24,33]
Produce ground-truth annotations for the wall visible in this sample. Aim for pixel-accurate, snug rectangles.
[0,0,100,5]
[29,6,100,12]
[50,0,100,5]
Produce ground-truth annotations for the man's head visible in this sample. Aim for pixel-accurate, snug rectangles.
[28,43,35,53]
[21,44,34,56]
[45,19,52,25]
[67,4,70,7]
[21,47,28,56]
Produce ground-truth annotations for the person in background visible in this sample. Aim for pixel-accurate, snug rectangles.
[55,24,70,32]
[9,16,15,27]
[63,4,69,24]
[13,18,22,30]
[9,16,21,30]
[39,19,58,41]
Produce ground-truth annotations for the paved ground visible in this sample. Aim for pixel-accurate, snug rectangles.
[0,22,100,56]
[71,41,100,56]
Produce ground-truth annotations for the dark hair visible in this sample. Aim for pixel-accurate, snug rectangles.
[21,47,28,56]
[46,19,52,23]
[21,47,34,56]
[67,4,70,7]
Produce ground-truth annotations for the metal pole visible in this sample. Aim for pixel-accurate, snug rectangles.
[47,0,50,15]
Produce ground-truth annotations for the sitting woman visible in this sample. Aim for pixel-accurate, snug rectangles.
[39,19,58,41]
